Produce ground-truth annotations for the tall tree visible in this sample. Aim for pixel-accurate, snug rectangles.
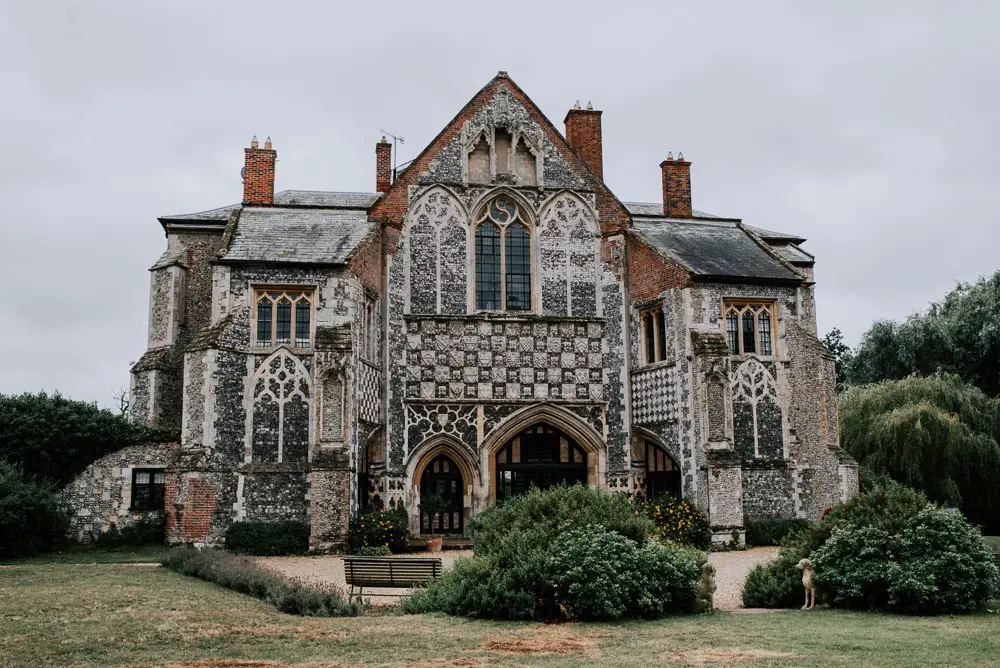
[848,270,1000,397]
[839,373,1000,533]
[821,328,853,390]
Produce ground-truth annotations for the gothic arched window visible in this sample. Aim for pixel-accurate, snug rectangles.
[254,289,313,348]
[474,198,532,312]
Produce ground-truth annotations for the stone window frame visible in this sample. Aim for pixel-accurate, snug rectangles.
[130,467,166,511]
[359,291,379,362]
[639,306,667,365]
[251,286,316,350]
[722,300,776,356]
[470,196,537,314]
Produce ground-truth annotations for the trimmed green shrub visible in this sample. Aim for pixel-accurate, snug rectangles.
[161,547,359,617]
[471,484,654,556]
[814,506,997,614]
[745,518,812,547]
[0,459,70,559]
[351,545,392,556]
[632,539,702,617]
[405,486,700,620]
[742,485,998,613]
[347,506,409,553]
[634,493,711,549]
[94,513,165,547]
[547,525,640,620]
[224,520,310,556]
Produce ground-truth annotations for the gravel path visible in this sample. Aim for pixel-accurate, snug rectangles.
[258,546,780,610]
[708,546,779,611]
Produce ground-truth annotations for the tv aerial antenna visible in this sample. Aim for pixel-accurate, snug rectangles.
[380,129,404,181]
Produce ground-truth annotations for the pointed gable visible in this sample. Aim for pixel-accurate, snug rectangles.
[369,72,629,235]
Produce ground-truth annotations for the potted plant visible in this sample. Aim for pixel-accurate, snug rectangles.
[419,492,451,553]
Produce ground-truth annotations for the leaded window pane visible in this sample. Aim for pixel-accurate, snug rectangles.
[256,299,272,345]
[475,223,501,310]
[758,312,772,355]
[134,471,150,485]
[657,311,667,362]
[742,311,756,354]
[153,471,166,484]
[295,299,310,347]
[726,312,739,354]
[645,312,656,363]
[276,298,292,343]
[505,222,531,311]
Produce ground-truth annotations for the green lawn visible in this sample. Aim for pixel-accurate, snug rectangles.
[0,545,167,565]
[0,562,998,667]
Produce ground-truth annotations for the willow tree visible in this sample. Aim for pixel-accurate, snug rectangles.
[839,373,1000,533]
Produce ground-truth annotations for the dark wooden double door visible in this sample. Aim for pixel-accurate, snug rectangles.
[419,454,465,535]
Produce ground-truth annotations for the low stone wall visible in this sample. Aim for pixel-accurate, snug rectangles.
[62,442,177,541]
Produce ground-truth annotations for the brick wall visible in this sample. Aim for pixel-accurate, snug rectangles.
[348,230,382,294]
[564,108,603,180]
[626,235,690,302]
[243,145,276,206]
[661,158,692,218]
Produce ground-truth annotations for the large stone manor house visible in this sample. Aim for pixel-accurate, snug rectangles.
[67,72,858,548]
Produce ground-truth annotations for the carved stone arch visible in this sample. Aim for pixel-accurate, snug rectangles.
[536,191,601,316]
[633,426,682,466]
[403,185,469,316]
[247,347,313,464]
[469,186,537,229]
[405,434,482,537]
[480,402,607,504]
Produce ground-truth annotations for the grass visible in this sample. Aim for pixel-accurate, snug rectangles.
[0,544,167,565]
[0,561,998,667]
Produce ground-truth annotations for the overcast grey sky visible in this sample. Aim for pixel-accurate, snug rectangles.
[2,1,998,407]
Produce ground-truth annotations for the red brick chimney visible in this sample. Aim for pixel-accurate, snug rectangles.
[375,136,392,193]
[660,153,692,218]
[242,136,276,206]
[564,101,604,180]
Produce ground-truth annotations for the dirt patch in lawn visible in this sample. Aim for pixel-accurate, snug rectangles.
[189,623,343,641]
[482,625,599,655]
[661,648,798,664]
[122,662,352,668]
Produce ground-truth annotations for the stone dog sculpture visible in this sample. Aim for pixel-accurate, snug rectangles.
[796,558,816,610]
[690,562,717,613]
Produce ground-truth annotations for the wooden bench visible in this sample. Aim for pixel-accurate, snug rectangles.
[343,556,442,602]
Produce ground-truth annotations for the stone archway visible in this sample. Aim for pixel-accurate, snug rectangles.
[405,435,481,537]
[480,403,606,505]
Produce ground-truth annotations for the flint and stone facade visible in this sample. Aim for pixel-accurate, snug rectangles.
[110,73,856,549]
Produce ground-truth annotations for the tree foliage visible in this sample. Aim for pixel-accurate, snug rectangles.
[0,459,71,559]
[821,328,854,390]
[838,373,1000,533]
[847,271,1000,396]
[0,392,175,487]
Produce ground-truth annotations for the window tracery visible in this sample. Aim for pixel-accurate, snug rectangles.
[254,289,313,348]
[724,302,774,355]
[474,198,532,312]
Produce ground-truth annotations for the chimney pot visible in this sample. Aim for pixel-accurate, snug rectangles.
[586,101,593,110]
[660,155,692,218]
[375,137,393,193]
[243,138,276,206]
[564,104,604,181]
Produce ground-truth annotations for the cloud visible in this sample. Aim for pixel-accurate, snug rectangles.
[2,0,998,406]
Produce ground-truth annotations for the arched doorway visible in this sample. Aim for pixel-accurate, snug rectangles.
[495,423,588,503]
[644,439,681,500]
[419,454,464,535]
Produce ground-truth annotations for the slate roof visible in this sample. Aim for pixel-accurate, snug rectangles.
[131,346,172,372]
[745,224,806,244]
[149,248,187,271]
[632,218,802,283]
[690,331,730,357]
[159,191,380,223]
[220,207,373,265]
[770,243,815,265]
[624,201,722,219]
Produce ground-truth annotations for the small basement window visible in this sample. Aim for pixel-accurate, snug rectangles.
[724,301,775,355]
[131,469,166,511]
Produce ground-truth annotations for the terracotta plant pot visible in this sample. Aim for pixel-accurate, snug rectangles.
[425,536,443,553]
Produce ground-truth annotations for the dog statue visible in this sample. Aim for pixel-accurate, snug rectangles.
[796,558,816,610]
[690,562,717,613]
